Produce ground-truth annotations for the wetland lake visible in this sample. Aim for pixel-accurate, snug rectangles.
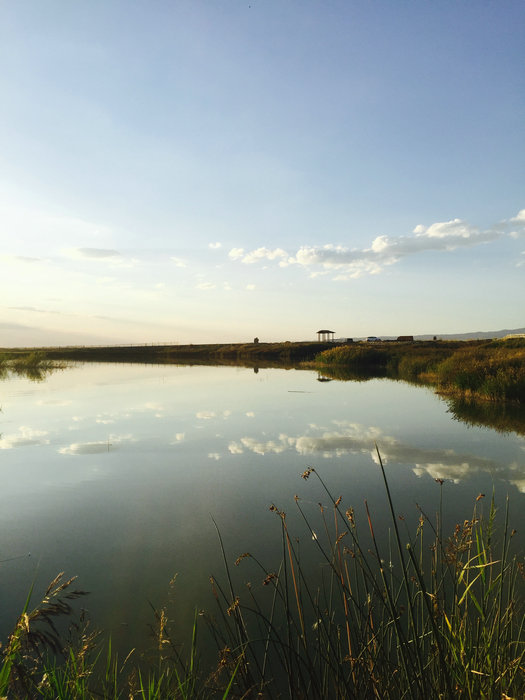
[1,362,524,657]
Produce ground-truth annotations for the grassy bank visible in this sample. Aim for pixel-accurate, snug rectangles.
[3,341,524,404]
[0,341,335,367]
[1,458,523,698]
[315,339,525,403]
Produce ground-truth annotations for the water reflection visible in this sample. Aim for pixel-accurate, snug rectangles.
[0,363,523,666]
[0,361,65,383]
[59,441,115,455]
[0,426,50,449]
[228,420,525,492]
[446,397,525,437]
[317,365,525,436]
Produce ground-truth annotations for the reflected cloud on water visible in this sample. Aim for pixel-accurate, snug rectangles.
[229,420,525,492]
[59,441,115,455]
[58,434,135,455]
[196,409,232,420]
[0,426,50,449]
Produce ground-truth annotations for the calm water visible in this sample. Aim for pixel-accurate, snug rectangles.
[1,363,524,656]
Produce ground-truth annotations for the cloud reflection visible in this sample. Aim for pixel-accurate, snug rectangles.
[229,421,525,491]
[0,426,50,449]
[58,433,134,455]
[196,409,232,420]
[59,441,114,455]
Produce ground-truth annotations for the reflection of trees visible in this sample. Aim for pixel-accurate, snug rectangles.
[1,354,66,383]
[446,397,525,437]
[319,366,525,436]
[7,365,62,382]
[16,366,49,382]
[315,366,383,382]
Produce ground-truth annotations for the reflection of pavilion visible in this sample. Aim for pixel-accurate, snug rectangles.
[317,329,335,342]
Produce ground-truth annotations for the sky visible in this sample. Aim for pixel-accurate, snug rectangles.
[1,0,524,346]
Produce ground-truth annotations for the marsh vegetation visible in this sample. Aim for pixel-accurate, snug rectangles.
[1,458,523,698]
[0,351,65,382]
[315,339,525,404]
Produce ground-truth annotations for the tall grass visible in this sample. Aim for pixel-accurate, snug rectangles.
[1,456,523,698]
[316,341,525,403]
[208,454,524,698]
[436,344,525,402]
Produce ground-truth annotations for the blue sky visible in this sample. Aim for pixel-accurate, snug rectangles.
[1,0,524,345]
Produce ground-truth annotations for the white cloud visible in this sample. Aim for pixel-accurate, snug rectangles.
[209,242,222,249]
[491,208,524,238]
[241,247,288,264]
[413,219,474,239]
[246,284,256,290]
[228,213,515,279]
[171,256,187,268]
[61,247,139,270]
[208,452,221,460]
[228,247,288,264]
[510,209,525,223]
[65,248,121,260]
[171,433,185,443]
[228,248,245,260]
[196,281,216,290]
[9,256,43,264]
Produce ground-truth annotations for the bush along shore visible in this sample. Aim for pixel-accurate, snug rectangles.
[314,339,525,404]
[1,455,523,699]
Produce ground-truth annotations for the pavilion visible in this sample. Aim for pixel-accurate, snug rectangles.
[317,329,335,342]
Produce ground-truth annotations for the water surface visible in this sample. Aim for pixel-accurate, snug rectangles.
[1,363,524,656]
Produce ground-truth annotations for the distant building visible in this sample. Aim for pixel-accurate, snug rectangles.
[317,329,335,342]
[397,335,414,342]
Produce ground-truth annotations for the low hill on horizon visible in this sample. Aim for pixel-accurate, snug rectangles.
[337,327,525,342]
[414,327,525,341]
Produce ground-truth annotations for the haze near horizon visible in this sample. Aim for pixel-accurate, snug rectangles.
[1,1,524,347]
